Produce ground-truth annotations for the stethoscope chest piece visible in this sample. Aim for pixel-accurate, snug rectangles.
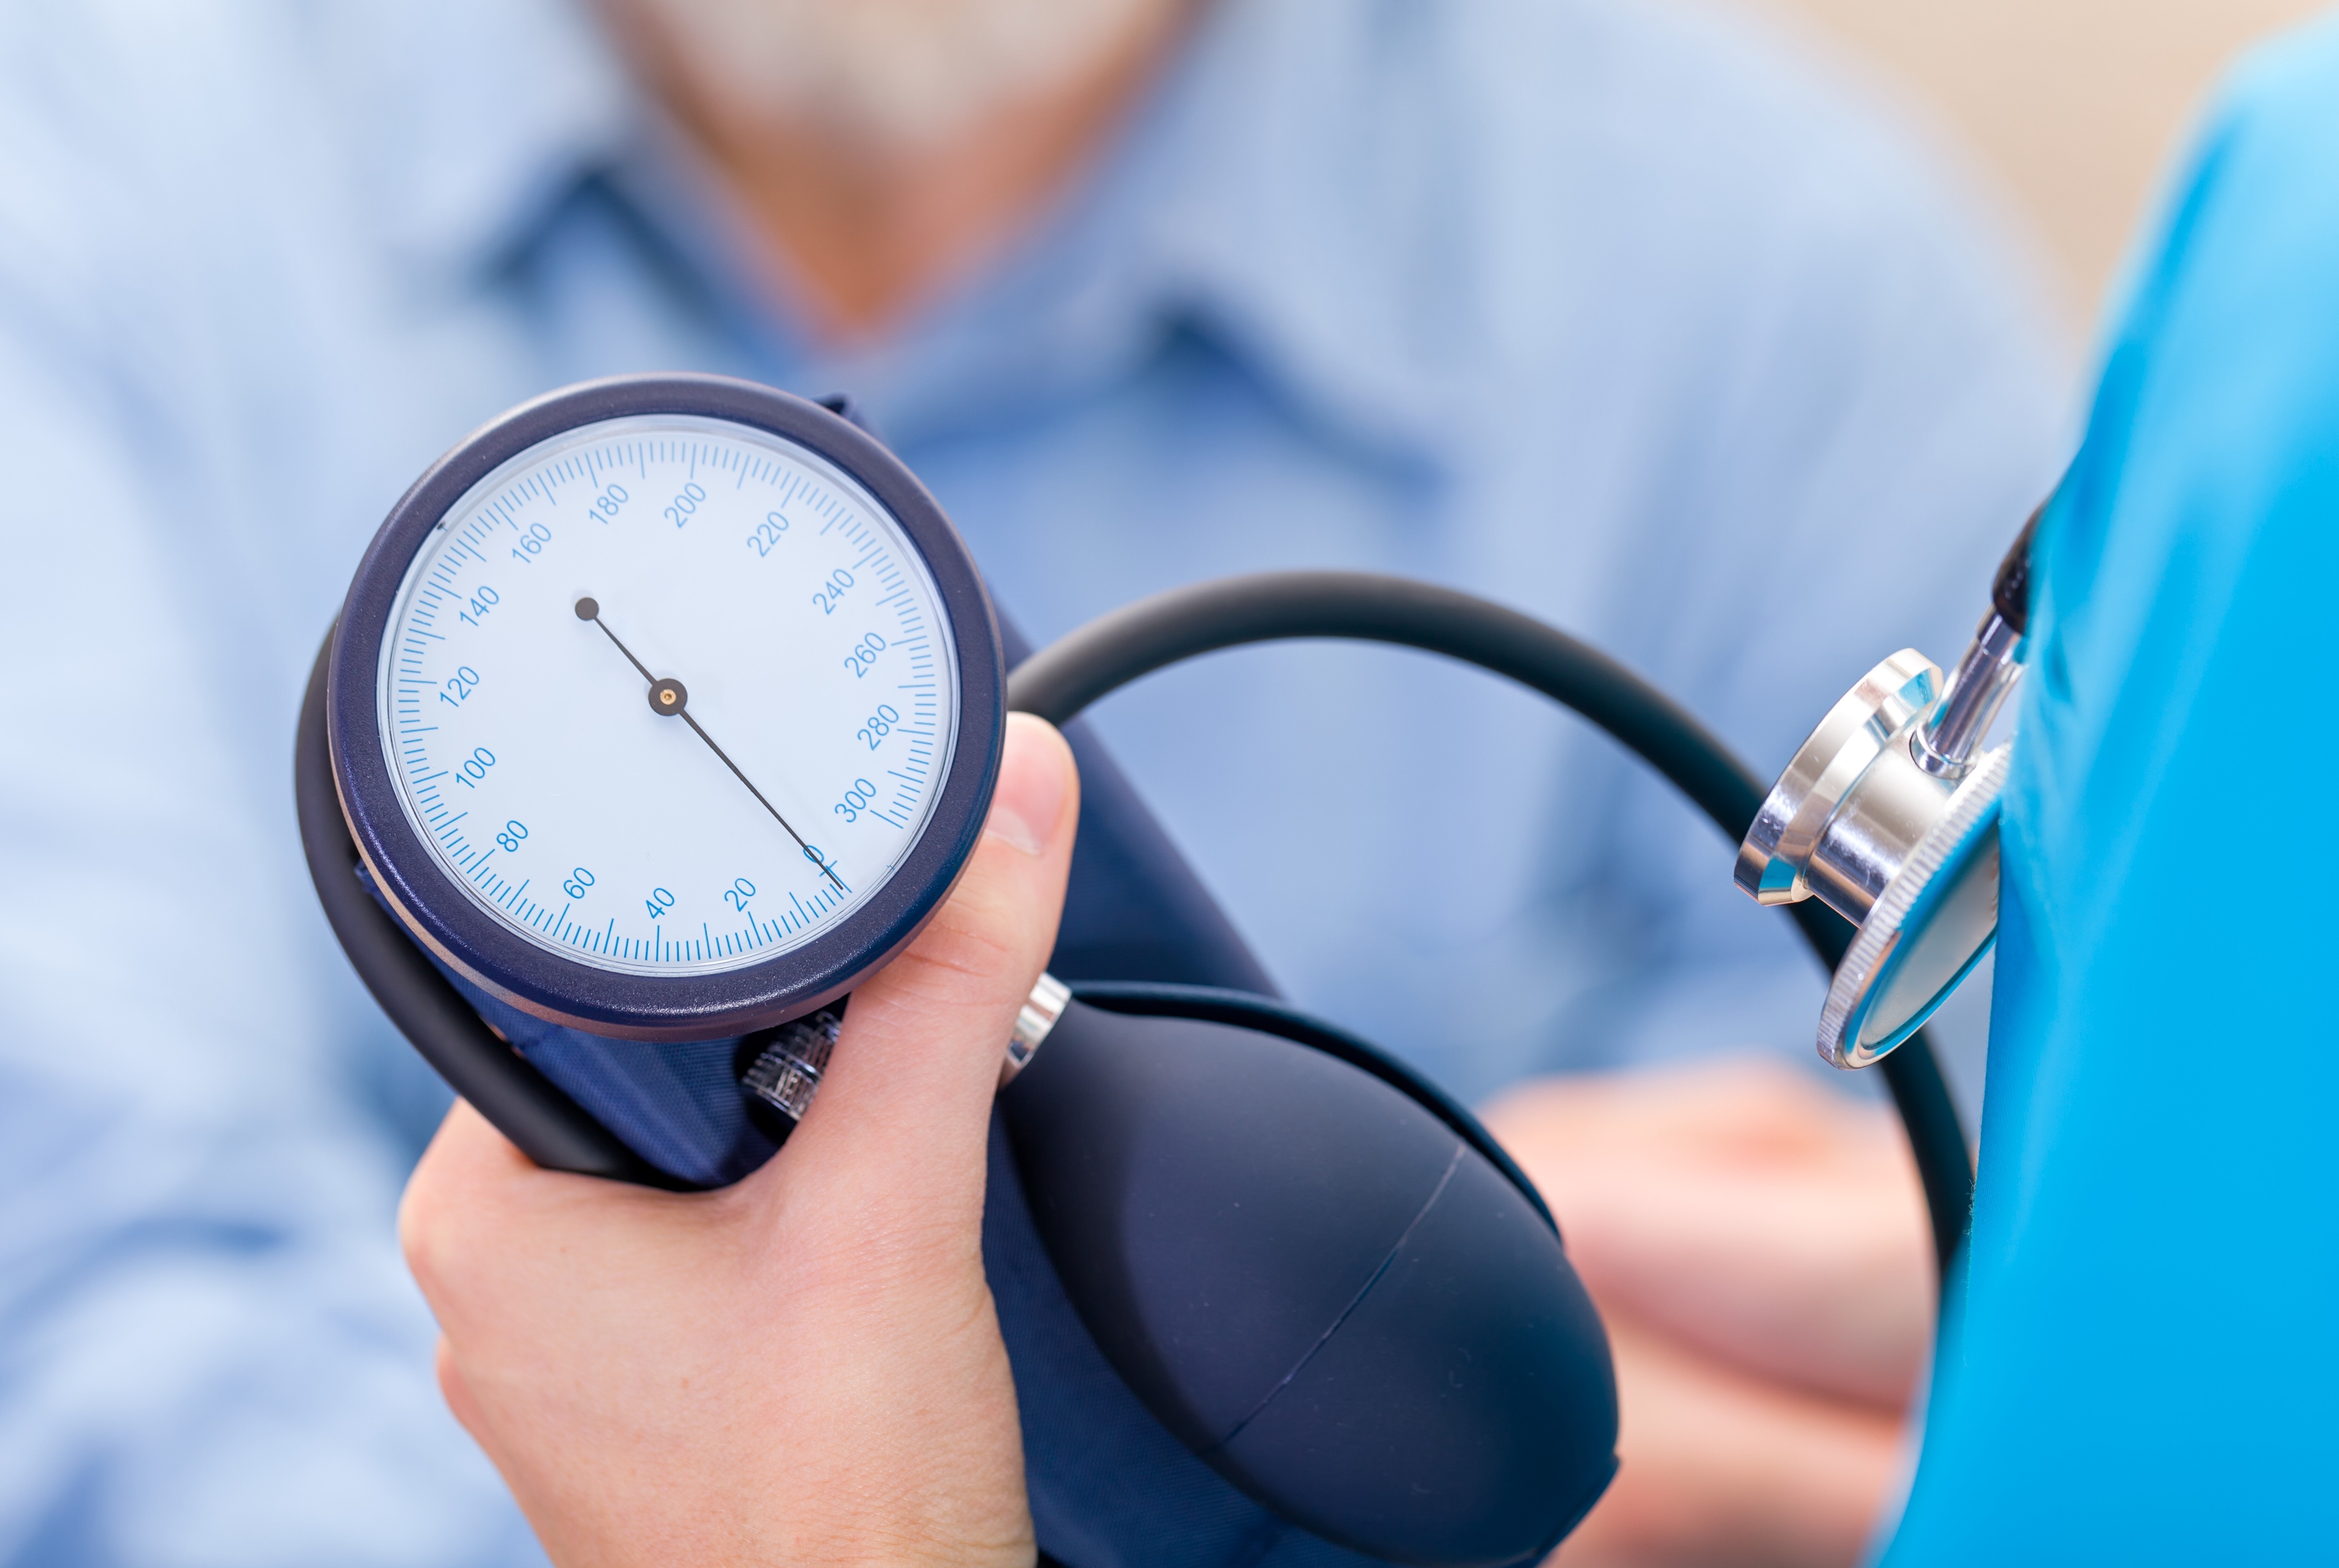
[1736,643,2016,1068]
[1814,742,2007,1068]
[1734,648,1945,911]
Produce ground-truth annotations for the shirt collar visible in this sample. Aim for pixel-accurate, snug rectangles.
[328,0,1461,471]
[815,0,1468,470]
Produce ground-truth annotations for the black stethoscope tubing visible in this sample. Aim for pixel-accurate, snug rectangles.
[1006,571,1974,1281]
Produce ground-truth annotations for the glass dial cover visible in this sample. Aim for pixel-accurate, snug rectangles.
[330,379,1001,1040]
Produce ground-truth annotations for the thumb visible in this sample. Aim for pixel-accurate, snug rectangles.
[776,712,1079,1220]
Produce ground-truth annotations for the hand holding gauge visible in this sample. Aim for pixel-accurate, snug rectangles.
[310,371,1991,1568]
[309,373,1816,1568]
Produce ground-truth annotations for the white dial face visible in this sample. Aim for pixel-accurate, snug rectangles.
[376,414,962,977]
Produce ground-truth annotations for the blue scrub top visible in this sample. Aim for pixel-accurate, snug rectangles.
[1885,15,2339,1561]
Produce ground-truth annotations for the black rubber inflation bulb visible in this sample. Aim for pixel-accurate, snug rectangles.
[1000,994,1619,1567]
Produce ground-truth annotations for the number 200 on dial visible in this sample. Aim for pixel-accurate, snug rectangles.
[372,408,965,979]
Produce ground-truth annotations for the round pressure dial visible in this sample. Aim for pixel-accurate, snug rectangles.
[329,377,1003,1041]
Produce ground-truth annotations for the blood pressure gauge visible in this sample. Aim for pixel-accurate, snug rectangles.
[327,376,1003,1041]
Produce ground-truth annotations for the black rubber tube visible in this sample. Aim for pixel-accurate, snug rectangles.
[296,636,682,1188]
[1007,572,1973,1280]
[1992,506,2041,637]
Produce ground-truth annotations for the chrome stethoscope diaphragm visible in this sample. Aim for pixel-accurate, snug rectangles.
[1735,510,2037,1068]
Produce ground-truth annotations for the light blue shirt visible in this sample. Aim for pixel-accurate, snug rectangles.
[0,0,2065,1561]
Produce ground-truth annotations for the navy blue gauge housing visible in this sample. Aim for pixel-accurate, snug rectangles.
[328,375,1005,1041]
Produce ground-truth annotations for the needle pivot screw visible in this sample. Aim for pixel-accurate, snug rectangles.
[574,595,843,892]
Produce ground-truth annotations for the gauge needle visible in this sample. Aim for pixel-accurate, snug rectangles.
[576,596,844,892]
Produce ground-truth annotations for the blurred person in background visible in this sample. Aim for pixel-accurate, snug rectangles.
[0,0,2065,1563]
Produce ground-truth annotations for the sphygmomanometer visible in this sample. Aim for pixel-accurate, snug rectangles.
[297,373,2019,1566]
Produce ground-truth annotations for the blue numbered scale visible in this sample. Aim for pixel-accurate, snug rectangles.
[328,377,1002,1042]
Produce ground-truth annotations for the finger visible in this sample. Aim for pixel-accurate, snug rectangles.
[777,713,1078,1214]
[1488,1072,1932,1410]
[1553,1315,1906,1568]
[400,1097,685,1330]
[399,1098,536,1316]
[433,1336,488,1446]
[1484,1057,1893,1165]
[1485,1064,1931,1409]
